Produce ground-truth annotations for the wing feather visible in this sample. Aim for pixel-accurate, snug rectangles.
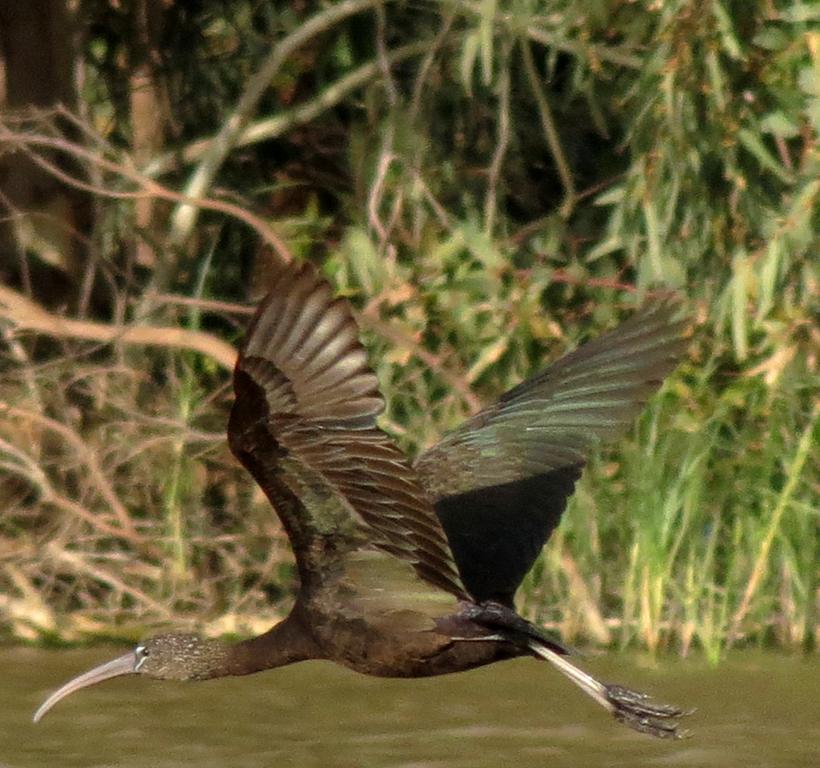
[229,260,467,600]
[416,298,687,604]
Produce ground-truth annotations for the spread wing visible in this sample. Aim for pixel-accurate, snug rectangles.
[228,260,467,601]
[415,300,687,605]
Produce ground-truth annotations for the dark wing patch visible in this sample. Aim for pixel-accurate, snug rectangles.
[435,467,582,605]
[416,299,687,603]
[229,261,467,600]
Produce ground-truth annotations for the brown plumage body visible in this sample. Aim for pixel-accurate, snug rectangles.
[34,261,690,738]
[224,597,518,680]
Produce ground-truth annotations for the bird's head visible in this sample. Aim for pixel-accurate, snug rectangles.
[33,633,229,722]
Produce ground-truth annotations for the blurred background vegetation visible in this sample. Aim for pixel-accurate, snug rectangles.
[0,0,816,661]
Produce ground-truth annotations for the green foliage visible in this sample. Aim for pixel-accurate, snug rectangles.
[0,0,816,655]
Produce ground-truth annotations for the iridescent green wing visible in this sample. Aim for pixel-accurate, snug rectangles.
[415,300,687,604]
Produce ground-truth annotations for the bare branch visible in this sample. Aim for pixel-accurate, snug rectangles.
[0,283,238,370]
[142,41,431,178]
[0,119,292,264]
[0,403,138,542]
[521,39,576,219]
[167,0,383,251]
[484,42,512,234]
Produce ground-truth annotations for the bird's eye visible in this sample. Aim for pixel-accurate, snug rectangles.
[134,645,149,670]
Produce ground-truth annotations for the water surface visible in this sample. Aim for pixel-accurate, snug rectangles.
[1,647,816,767]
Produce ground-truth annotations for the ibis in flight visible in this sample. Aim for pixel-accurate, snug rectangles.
[35,260,688,737]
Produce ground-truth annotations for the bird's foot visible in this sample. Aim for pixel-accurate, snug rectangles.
[605,683,693,740]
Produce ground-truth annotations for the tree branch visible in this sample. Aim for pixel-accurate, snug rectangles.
[0,120,292,264]
[142,41,430,179]
[521,38,576,219]
[0,283,238,370]
[0,284,483,413]
[166,0,383,252]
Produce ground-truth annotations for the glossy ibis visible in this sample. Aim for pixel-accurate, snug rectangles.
[34,260,689,737]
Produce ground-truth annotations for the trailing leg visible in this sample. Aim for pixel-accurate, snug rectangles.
[526,639,690,739]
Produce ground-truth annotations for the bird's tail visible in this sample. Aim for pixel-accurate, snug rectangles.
[526,637,690,739]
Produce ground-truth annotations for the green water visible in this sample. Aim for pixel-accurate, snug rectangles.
[1,648,816,767]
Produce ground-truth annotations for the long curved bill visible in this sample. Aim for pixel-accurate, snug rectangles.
[33,652,137,723]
